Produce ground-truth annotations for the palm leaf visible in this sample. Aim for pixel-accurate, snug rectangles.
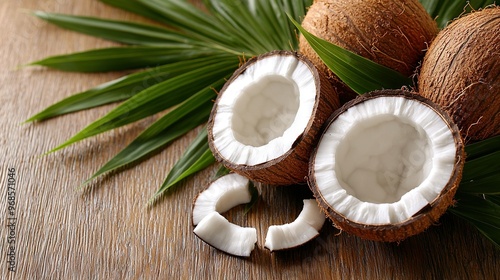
[486,195,500,206]
[458,135,500,195]
[149,127,216,204]
[49,55,239,152]
[212,165,231,180]
[204,0,273,54]
[99,0,168,24]
[419,0,496,29]
[461,151,500,182]
[449,192,500,248]
[30,45,217,72]
[83,79,224,185]
[459,173,500,195]
[464,135,500,160]
[137,0,240,51]
[26,55,232,122]
[33,11,198,46]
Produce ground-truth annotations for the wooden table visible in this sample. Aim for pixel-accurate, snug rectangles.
[1,1,499,279]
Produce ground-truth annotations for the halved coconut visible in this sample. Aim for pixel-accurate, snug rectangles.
[208,50,340,185]
[265,199,326,251]
[194,212,257,257]
[192,173,251,226]
[308,89,465,242]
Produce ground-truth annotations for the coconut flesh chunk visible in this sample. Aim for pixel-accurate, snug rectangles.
[265,199,325,251]
[309,90,464,242]
[192,173,257,257]
[192,173,251,226]
[208,50,340,185]
[194,212,257,257]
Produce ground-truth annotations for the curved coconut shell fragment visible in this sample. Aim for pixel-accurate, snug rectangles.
[308,90,465,242]
[418,7,500,142]
[300,0,438,103]
[208,51,340,185]
[264,199,326,251]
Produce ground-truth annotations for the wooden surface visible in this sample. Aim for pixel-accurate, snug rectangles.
[1,1,499,279]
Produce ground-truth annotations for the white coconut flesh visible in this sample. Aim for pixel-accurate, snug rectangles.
[192,173,251,226]
[265,199,325,251]
[211,55,316,165]
[194,212,257,257]
[313,96,457,225]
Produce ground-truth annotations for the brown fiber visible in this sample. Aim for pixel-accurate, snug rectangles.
[300,0,438,104]
[418,7,500,143]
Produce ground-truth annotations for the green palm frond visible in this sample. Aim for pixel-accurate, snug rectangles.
[28,0,313,199]
[28,0,499,248]
[420,0,496,28]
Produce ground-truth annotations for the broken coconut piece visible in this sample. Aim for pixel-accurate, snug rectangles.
[192,173,257,257]
[194,212,257,257]
[265,199,326,251]
[208,50,340,185]
[192,173,251,226]
[308,90,465,242]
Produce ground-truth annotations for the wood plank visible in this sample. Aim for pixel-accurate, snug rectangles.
[1,1,499,279]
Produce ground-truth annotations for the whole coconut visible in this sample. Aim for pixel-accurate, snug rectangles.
[418,7,500,142]
[300,0,438,103]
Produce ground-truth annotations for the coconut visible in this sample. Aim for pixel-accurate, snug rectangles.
[299,0,438,103]
[208,50,340,185]
[418,7,500,143]
[308,89,465,242]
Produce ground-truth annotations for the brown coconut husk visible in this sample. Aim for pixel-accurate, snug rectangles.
[418,6,500,143]
[300,0,438,104]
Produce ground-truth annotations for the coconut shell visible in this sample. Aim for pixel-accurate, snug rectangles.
[299,0,438,104]
[308,90,465,242]
[418,7,500,143]
[208,51,340,186]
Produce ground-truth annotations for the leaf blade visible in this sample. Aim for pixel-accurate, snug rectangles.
[83,79,223,184]
[459,173,500,195]
[149,127,216,204]
[30,45,217,72]
[34,11,197,46]
[137,0,238,49]
[461,151,500,182]
[419,0,497,29]
[99,0,168,24]
[289,16,412,94]
[450,193,500,248]
[49,55,239,152]
[26,55,232,122]
[465,135,500,161]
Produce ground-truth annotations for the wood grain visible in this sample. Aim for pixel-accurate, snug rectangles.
[1,1,499,279]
